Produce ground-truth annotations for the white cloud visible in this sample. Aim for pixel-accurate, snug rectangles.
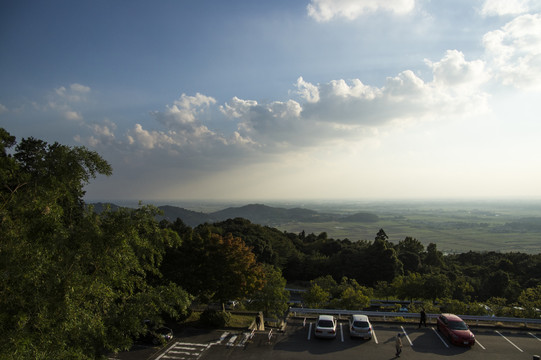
[126,124,177,150]
[480,0,530,17]
[70,83,91,93]
[155,93,216,128]
[0,104,7,113]
[426,50,490,92]
[295,76,320,103]
[299,51,489,131]
[221,97,305,146]
[55,83,91,103]
[64,110,83,121]
[307,0,415,22]
[483,13,541,89]
[220,97,258,118]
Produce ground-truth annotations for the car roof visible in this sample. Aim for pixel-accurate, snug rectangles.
[318,315,335,321]
[351,314,369,321]
[441,313,463,321]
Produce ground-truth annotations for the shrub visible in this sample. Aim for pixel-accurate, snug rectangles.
[199,309,231,328]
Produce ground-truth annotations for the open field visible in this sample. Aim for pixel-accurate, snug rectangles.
[273,200,541,254]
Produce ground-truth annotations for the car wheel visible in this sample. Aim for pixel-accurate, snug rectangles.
[436,323,441,332]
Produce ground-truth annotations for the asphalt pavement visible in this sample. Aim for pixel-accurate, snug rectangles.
[116,318,541,360]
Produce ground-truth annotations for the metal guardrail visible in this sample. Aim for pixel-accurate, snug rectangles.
[288,307,541,326]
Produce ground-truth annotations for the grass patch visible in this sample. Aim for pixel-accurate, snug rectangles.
[182,311,254,328]
[227,314,255,328]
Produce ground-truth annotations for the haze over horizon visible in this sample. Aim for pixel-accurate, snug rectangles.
[2,0,541,201]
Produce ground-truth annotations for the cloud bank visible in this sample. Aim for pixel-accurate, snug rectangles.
[69,9,541,177]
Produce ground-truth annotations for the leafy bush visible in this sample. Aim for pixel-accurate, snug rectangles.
[199,309,231,328]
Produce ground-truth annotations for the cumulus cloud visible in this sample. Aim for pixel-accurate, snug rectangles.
[127,124,177,150]
[426,50,490,91]
[295,77,320,103]
[42,83,93,123]
[215,52,490,151]
[221,97,305,145]
[483,13,541,89]
[299,52,489,131]
[80,11,541,177]
[307,0,415,22]
[480,0,530,17]
[64,110,83,121]
[154,93,216,130]
[55,83,91,103]
[117,44,493,161]
[74,120,118,147]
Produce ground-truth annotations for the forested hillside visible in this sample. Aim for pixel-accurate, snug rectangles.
[2,128,540,359]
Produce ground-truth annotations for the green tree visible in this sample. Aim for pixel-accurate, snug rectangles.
[303,283,330,308]
[424,243,444,268]
[393,273,424,303]
[374,281,394,300]
[518,285,541,318]
[311,275,338,294]
[0,129,192,359]
[247,264,290,318]
[169,228,265,305]
[397,237,424,273]
[422,273,451,303]
[363,230,403,285]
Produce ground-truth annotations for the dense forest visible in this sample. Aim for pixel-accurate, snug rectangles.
[1,128,540,359]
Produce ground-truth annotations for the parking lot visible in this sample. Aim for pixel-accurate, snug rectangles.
[146,318,541,360]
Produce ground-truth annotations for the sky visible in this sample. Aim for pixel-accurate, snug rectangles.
[1,0,541,202]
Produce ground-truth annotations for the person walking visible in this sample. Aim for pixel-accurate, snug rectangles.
[395,333,402,357]
[419,309,427,328]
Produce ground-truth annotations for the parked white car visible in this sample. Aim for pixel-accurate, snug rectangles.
[314,315,337,338]
[349,314,372,339]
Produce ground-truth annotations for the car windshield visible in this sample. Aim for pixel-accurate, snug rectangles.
[448,321,468,330]
[318,320,334,328]
[353,321,369,328]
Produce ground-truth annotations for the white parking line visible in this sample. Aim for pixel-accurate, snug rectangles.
[340,323,344,342]
[475,338,486,350]
[227,335,237,347]
[400,326,413,346]
[372,328,378,344]
[155,342,179,360]
[431,327,449,348]
[219,331,230,343]
[495,330,523,352]
[529,332,541,341]
[307,322,312,340]
[156,342,209,360]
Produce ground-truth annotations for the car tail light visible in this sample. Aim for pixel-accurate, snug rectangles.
[330,330,335,334]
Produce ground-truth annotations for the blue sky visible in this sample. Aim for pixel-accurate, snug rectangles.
[1,0,541,202]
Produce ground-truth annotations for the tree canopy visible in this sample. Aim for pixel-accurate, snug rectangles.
[0,129,191,359]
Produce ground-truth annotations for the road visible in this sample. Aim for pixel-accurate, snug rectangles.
[144,318,541,360]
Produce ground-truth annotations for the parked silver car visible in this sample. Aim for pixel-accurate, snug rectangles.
[314,315,337,338]
[349,314,372,339]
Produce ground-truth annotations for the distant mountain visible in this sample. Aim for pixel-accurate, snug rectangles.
[209,203,322,225]
[157,205,213,227]
[339,212,380,223]
[87,202,379,228]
